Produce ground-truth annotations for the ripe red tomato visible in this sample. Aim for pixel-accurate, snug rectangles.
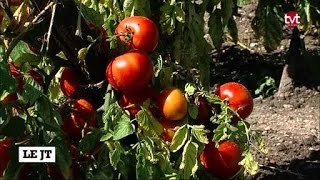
[158,87,188,121]
[106,51,153,94]
[60,67,80,98]
[200,140,242,179]
[115,16,159,52]
[62,112,97,140]
[194,97,210,124]
[119,86,159,118]
[8,0,23,6]
[0,138,14,177]
[0,8,4,24]
[216,82,253,121]
[72,98,95,116]
[159,118,177,142]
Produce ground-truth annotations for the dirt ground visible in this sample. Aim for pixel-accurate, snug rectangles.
[213,3,320,180]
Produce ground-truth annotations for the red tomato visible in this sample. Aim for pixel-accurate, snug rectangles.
[158,87,188,121]
[200,140,242,179]
[62,112,97,140]
[119,86,159,118]
[60,67,80,98]
[216,82,253,121]
[106,51,153,94]
[72,98,96,118]
[194,97,210,124]
[8,0,23,6]
[0,138,14,177]
[0,8,4,24]
[115,16,159,52]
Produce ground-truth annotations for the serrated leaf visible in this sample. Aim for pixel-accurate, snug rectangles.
[184,83,196,96]
[190,125,209,144]
[79,129,103,153]
[240,152,258,175]
[169,125,189,152]
[160,3,175,35]
[188,104,198,120]
[109,141,123,169]
[136,108,163,136]
[209,9,224,50]
[136,153,153,179]
[213,124,228,142]
[179,140,198,179]
[1,116,25,137]
[113,114,135,140]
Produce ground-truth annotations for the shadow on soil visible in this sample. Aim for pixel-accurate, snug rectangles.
[251,150,320,180]
[211,45,320,97]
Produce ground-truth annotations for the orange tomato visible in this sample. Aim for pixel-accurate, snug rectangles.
[158,88,187,121]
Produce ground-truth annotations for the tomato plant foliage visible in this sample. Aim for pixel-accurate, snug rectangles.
[0,0,268,179]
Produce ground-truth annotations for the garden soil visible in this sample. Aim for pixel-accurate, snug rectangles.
[214,3,320,180]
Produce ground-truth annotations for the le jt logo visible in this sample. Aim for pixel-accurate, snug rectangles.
[284,11,300,28]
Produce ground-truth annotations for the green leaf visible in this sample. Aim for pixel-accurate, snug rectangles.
[1,116,25,137]
[174,5,185,23]
[136,108,163,136]
[240,151,258,175]
[251,1,283,51]
[0,62,16,99]
[190,125,209,144]
[221,0,234,26]
[213,124,228,142]
[50,137,72,179]
[10,41,29,62]
[136,153,153,179]
[179,140,198,179]
[35,97,61,131]
[184,83,196,96]
[209,9,224,50]
[79,128,103,153]
[15,53,41,66]
[20,74,43,104]
[80,2,104,26]
[123,0,134,17]
[188,104,198,120]
[113,114,135,140]
[160,3,176,35]
[169,125,189,152]
[77,48,88,62]
[109,141,123,169]
[227,16,238,43]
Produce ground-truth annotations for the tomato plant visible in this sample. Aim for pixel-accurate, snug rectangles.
[115,16,159,52]
[0,138,13,176]
[0,0,268,179]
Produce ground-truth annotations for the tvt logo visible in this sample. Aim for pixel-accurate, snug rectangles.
[284,11,300,29]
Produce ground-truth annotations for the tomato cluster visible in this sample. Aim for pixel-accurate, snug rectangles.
[106,16,188,142]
